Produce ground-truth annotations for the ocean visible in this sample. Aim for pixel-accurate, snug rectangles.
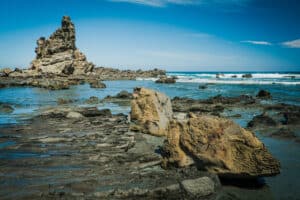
[0,71,300,199]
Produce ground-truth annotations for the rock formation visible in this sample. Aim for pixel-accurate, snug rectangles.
[256,90,272,99]
[130,87,173,136]
[163,113,281,178]
[129,88,280,178]
[30,16,94,75]
[155,75,176,84]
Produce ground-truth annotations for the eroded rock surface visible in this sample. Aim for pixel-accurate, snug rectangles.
[30,16,94,75]
[130,88,173,136]
[0,106,221,199]
[163,113,281,178]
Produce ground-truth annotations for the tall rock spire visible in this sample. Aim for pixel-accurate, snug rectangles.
[31,16,94,75]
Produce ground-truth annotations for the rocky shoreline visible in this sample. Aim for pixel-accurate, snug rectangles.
[1,15,299,200]
[0,16,165,90]
[0,89,281,199]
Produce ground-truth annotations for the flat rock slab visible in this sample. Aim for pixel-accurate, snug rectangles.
[0,106,220,199]
[181,177,215,197]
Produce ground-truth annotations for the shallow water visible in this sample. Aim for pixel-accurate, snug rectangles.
[0,74,300,199]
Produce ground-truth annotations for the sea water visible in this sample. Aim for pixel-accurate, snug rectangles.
[0,71,299,199]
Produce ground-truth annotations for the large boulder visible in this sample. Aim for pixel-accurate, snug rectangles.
[30,16,94,75]
[163,113,280,178]
[130,87,173,136]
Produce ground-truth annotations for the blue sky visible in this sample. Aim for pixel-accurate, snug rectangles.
[0,0,299,71]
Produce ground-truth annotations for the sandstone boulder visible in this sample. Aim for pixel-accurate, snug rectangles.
[130,87,173,136]
[163,114,280,178]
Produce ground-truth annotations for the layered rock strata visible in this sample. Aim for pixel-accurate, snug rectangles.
[30,16,94,75]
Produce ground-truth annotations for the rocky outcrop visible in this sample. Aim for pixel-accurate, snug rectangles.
[155,76,176,84]
[163,113,281,178]
[242,73,252,78]
[0,103,14,113]
[85,96,100,104]
[93,67,166,80]
[88,80,106,88]
[247,113,278,128]
[0,68,13,77]
[30,16,94,75]
[129,88,280,178]
[256,90,272,99]
[130,87,173,136]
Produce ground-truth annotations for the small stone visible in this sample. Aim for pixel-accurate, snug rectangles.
[66,111,84,119]
[181,177,215,197]
[85,96,100,104]
[256,90,272,99]
[242,73,252,78]
[0,103,14,113]
[89,80,106,88]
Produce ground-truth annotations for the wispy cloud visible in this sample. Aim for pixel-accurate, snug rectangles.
[282,39,300,48]
[108,0,250,7]
[108,0,199,7]
[241,40,272,46]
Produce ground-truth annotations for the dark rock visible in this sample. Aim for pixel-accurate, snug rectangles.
[247,113,278,128]
[283,111,300,125]
[85,96,100,104]
[155,76,176,84]
[198,84,208,89]
[216,73,224,79]
[89,80,106,88]
[0,103,14,113]
[231,75,237,78]
[115,90,133,99]
[79,107,112,117]
[242,73,252,78]
[256,90,272,99]
[270,128,296,139]
[228,114,242,118]
[57,98,74,105]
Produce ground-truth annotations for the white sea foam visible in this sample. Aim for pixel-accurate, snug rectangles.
[175,78,300,85]
[168,73,300,79]
[137,73,300,85]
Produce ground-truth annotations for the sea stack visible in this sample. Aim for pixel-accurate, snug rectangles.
[30,16,94,75]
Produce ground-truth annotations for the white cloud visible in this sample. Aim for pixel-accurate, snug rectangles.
[108,0,199,7]
[108,0,250,7]
[241,40,272,46]
[282,39,300,48]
